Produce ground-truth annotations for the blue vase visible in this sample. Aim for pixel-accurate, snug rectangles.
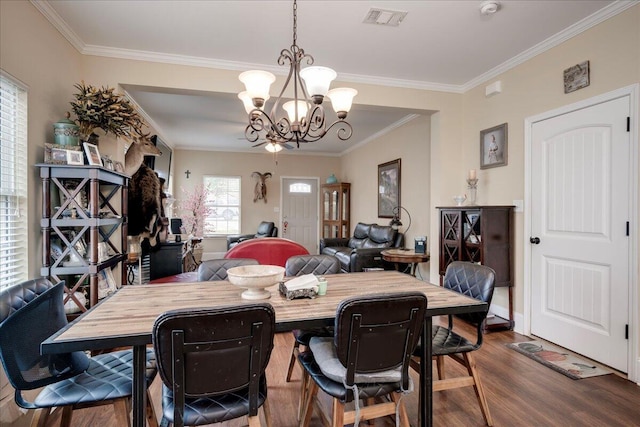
[326,174,338,184]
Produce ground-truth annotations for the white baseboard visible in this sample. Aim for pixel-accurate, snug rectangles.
[489,304,525,335]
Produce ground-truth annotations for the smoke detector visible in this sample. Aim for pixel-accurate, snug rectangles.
[363,8,408,27]
[479,1,500,15]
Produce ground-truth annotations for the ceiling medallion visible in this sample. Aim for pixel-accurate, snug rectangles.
[238,0,357,150]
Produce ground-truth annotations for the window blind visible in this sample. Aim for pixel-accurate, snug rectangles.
[0,72,28,289]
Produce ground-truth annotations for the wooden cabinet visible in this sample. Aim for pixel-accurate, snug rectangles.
[321,183,350,239]
[437,205,514,330]
[39,164,128,313]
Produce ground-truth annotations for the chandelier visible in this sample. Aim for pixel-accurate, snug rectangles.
[238,0,357,150]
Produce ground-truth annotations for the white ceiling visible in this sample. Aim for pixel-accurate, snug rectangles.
[36,0,627,154]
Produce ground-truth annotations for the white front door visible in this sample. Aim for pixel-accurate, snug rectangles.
[530,96,630,372]
[281,178,319,254]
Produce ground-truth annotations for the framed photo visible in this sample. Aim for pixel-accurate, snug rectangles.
[378,158,401,218]
[83,142,103,166]
[44,143,81,165]
[66,149,84,165]
[480,123,508,169]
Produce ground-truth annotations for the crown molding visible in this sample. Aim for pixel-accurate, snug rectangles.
[341,114,421,156]
[33,0,636,96]
[460,0,638,92]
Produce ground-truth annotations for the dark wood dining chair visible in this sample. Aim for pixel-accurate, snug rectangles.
[152,303,275,427]
[298,292,427,427]
[284,254,341,383]
[0,278,158,427]
[411,261,496,426]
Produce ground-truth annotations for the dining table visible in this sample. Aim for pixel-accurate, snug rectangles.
[42,270,486,427]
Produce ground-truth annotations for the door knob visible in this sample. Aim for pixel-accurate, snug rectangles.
[530,237,540,244]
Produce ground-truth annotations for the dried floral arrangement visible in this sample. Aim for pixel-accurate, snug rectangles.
[70,81,145,141]
[180,184,212,237]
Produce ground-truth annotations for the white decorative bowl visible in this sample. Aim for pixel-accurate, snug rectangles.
[227,265,285,300]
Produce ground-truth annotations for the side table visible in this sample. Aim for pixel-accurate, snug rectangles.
[381,249,430,277]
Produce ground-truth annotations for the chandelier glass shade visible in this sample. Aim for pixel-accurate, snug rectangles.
[238,0,357,150]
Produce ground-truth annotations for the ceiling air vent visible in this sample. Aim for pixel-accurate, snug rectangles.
[363,8,407,27]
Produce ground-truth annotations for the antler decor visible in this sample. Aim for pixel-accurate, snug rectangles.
[252,172,272,203]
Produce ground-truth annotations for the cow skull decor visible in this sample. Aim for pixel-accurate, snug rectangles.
[252,172,272,203]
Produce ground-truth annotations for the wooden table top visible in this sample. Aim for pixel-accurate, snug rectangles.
[381,249,431,263]
[43,271,484,353]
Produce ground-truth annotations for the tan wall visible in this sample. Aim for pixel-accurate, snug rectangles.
[457,5,640,316]
[340,115,432,278]
[0,1,85,424]
[172,150,341,253]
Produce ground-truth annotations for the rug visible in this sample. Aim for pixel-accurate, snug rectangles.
[507,340,612,379]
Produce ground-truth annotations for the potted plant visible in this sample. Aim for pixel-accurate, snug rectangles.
[70,81,144,142]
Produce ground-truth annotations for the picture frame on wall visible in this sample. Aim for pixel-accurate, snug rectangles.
[480,123,508,169]
[83,142,103,166]
[378,158,401,218]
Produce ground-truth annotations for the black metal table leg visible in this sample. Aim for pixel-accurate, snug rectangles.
[132,345,147,427]
[420,316,433,427]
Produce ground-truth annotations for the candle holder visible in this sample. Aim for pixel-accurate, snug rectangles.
[467,178,478,205]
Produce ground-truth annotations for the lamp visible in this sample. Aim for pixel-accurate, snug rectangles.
[238,0,357,149]
[389,206,411,248]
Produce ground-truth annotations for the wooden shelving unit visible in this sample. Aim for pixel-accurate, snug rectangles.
[39,164,128,313]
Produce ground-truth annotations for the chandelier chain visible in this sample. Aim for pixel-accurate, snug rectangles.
[292,0,297,48]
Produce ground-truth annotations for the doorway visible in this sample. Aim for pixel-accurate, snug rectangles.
[525,85,638,376]
[281,177,319,254]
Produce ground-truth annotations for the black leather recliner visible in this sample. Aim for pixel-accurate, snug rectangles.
[320,222,404,273]
[226,221,278,250]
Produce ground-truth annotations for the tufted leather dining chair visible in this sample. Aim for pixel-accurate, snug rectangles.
[0,278,158,427]
[298,292,427,427]
[411,261,496,426]
[152,303,275,427]
[197,258,258,281]
[284,254,340,383]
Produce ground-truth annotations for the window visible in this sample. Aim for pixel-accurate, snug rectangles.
[289,182,311,193]
[0,72,28,289]
[203,176,240,236]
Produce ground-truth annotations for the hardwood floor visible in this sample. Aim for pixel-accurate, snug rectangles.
[37,320,640,426]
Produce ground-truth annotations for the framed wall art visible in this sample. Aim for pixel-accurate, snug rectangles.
[564,60,590,94]
[378,158,401,218]
[480,123,508,169]
[83,142,103,166]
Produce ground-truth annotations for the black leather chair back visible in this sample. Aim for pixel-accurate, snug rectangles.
[255,221,277,238]
[197,258,258,281]
[0,280,89,390]
[334,292,426,388]
[285,254,340,277]
[153,304,275,423]
[444,261,495,325]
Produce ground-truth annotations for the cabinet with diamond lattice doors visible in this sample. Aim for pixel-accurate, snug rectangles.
[437,205,514,331]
